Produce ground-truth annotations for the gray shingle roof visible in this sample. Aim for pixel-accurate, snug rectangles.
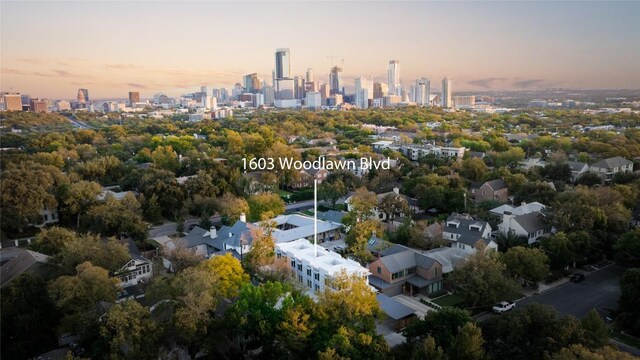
[567,161,588,172]
[591,156,633,170]
[513,212,545,233]
[485,179,507,191]
[376,293,416,320]
[377,245,438,273]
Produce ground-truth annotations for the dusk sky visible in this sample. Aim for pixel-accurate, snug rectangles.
[2,1,639,99]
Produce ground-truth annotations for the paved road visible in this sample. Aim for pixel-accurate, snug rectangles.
[149,218,212,238]
[65,115,94,129]
[518,264,624,319]
[284,199,326,213]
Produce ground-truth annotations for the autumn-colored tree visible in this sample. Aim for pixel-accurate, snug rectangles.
[100,300,159,359]
[216,192,250,224]
[201,253,250,299]
[502,246,550,286]
[33,226,77,255]
[247,193,285,222]
[48,262,120,314]
[61,180,102,227]
[345,219,384,264]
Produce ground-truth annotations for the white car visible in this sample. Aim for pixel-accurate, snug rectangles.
[492,301,516,314]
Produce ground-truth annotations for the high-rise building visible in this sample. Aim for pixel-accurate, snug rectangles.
[294,76,305,99]
[306,91,322,109]
[232,83,244,100]
[275,48,291,79]
[441,78,452,107]
[200,86,207,94]
[220,88,229,102]
[56,100,71,111]
[212,89,220,99]
[387,60,401,96]
[319,83,330,100]
[77,88,89,103]
[275,78,294,100]
[329,66,343,95]
[306,68,314,83]
[415,78,430,106]
[129,91,140,105]
[452,95,475,108]
[1,92,23,111]
[262,86,275,105]
[243,73,260,93]
[373,82,389,99]
[29,98,48,112]
[355,77,373,109]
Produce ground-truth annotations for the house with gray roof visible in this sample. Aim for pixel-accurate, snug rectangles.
[442,213,497,252]
[498,211,551,245]
[471,179,508,204]
[567,161,589,182]
[376,293,417,331]
[368,243,444,297]
[589,156,634,182]
[0,249,53,288]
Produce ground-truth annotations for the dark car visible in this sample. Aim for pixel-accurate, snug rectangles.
[569,273,585,283]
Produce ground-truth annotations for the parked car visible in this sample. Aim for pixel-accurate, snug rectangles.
[569,273,585,283]
[492,301,516,314]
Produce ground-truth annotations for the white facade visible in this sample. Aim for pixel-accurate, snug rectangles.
[387,60,401,96]
[306,92,322,108]
[276,239,370,293]
[415,78,430,106]
[355,77,373,109]
[116,257,153,288]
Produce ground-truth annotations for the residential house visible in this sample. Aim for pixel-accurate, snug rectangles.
[241,171,277,195]
[442,214,498,252]
[114,240,153,288]
[490,201,546,217]
[38,207,59,226]
[567,161,589,182]
[422,247,470,274]
[376,293,417,331]
[289,167,329,189]
[371,141,465,161]
[276,238,370,293]
[0,249,53,288]
[519,157,546,170]
[346,187,420,222]
[268,214,342,243]
[589,156,634,182]
[471,179,508,204]
[368,242,444,297]
[498,211,551,245]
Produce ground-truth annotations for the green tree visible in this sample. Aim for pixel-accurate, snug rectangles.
[86,193,148,240]
[33,226,77,255]
[345,219,384,264]
[216,192,250,224]
[347,186,378,221]
[61,180,102,227]
[449,322,486,360]
[56,234,129,273]
[0,166,57,231]
[551,345,637,360]
[449,241,520,307]
[460,157,488,181]
[151,145,180,172]
[319,179,348,207]
[502,246,550,286]
[378,193,410,230]
[617,268,640,336]
[247,193,285,222]
[403,307,473,351]
[100,300,159,359]
[580,309,609,349]
[614,229,640,267]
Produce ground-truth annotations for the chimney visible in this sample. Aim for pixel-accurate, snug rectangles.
[239,212,246,223]
[209,226,217,239]
[393,187,399,195]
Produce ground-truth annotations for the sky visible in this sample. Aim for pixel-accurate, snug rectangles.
[1,1,639,99]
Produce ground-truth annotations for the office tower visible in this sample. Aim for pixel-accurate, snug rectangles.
[201,86,208,93]
[210,96,218,111]
[275,48,291,79]
[373,82,389,99]
[441,77,452,107]
[306,68,314,83]
[415,78,430,106]
[262,86,275,105]
[387,60,401,96]
[355,77,373,109]
[232,83,244,100]
[272,70,276,87]
[220,88,229,102]
[275,78,295,100]
[77,88,89,103]
[56,100,71,111]
[306,92,322,108]
[20,94,31,108]
[212,89,220,99]
[129,91,140,105]
[1,92,23,111]
[243,73,260,93]
[319,83,330,100]
[328,94,343,107]
[294,76,305,99]
[329,66,343,95]
[29,98,47,112]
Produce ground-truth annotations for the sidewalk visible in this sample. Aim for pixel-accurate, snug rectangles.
[521,277,569,298]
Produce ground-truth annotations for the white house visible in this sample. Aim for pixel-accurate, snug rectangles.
[589,156,634,182]
[442,214,497,253]
[346,187,420,222]
[115,242,153,288]
[567,161,589,182]
[490,201,546,217]
[276,239,370,293]
[498,212,552,245]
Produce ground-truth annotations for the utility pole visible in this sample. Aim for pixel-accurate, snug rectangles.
[314,175,318,258]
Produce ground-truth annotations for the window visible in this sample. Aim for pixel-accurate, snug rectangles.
[297,264,302,271]
[298,275,303,283]
[307,280,312,288]
[407,267,416,274]
[276,252,281,259]
[315,284,320,292]
[291,260,296,268]
[377,266,381,274]
[314,273,320,281]
[306,268,311,276]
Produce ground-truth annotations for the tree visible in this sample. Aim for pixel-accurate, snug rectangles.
[540,232,576,270]
[378,193,409,230]
[61,180,102,227]
[319,179,347,207]
[449,241,520,307]
[403,307,473,351]
[163,242,203,273]
[48,262,120,315]
[86,193,148,240]
[151,145,180,172]
[580,309,609,349]
[345,219,384,264]
[100,300,159,359]
[56,233,129,273]
[502,246,550,286]
[247,193,285,222]
[216,192,250,224]
[347,187,378,220]
[449,322,486,360]
[494,231,528,252]
[0,166,57,231]
[617,268,640,336]
[243,225,274,275]
[614,229,640,267]
[551,345,637,360]
[201,253,250,299]
[460,157,488,182]
[184,170,219,199]
[33,226,77,255]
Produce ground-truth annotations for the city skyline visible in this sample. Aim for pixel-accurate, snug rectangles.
[1,1,639,99]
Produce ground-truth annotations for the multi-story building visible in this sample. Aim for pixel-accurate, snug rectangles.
[372,141,465,161]
[319,83,330,100]
[276,239,370,293]
[275,48,291,79]
[294,76,305,99]
[415,78,430,106]
[262,86,275,105]
[387,60,401,96]
[128,91,140,105]
[306,91,322,108]
[442,214,497,253]
[354,77,372,109]
[452,95,475,108]
[373,82,389,99]
[1,92,23,111]
[441,78,451,107]
[77,88,89,103]
[589,156,634,183]
[29,98,47,112]
[56,100,71,111]
[243,73,260,93]
[329,66,343,95]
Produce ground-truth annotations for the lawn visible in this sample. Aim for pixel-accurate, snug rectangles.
[277,189,293,197]
[432,294,467,308]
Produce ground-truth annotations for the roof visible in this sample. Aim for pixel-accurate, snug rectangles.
[490,201,546,216]
[377,245,438,273]
[567,161,588,172]
[267,214,341,244]
[424,247,470,273]
[216,220,262,249]
[276,239,370,277]
[591,156,633,170]
[513,212,546,233]
[444,214,491,247]
[181,226,219,249]
[0,249,51,287]
[376,293,416,320]
[317,210,346,224]
[484,179,507,191]
[406,275,440,288]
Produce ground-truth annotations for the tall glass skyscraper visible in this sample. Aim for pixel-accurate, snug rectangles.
[275,48,291,79]
[442,77,452,108]
[329,66,343,95]
[387,60,401,96]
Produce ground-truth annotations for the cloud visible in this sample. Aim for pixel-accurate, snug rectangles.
[126,82,150,89]
[467,77,507,89]
[1,68,28,75]
[512,78,545,89]
[18,57,45,64]
[104,63,143,70]
[52,69,73,76]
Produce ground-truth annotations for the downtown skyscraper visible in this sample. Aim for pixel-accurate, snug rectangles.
[274,48,294,101]
[415,78,430,106]
[387,60,401,96]
[329,66,343,95]
[354,77,373,109]
[441,77,452,107]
